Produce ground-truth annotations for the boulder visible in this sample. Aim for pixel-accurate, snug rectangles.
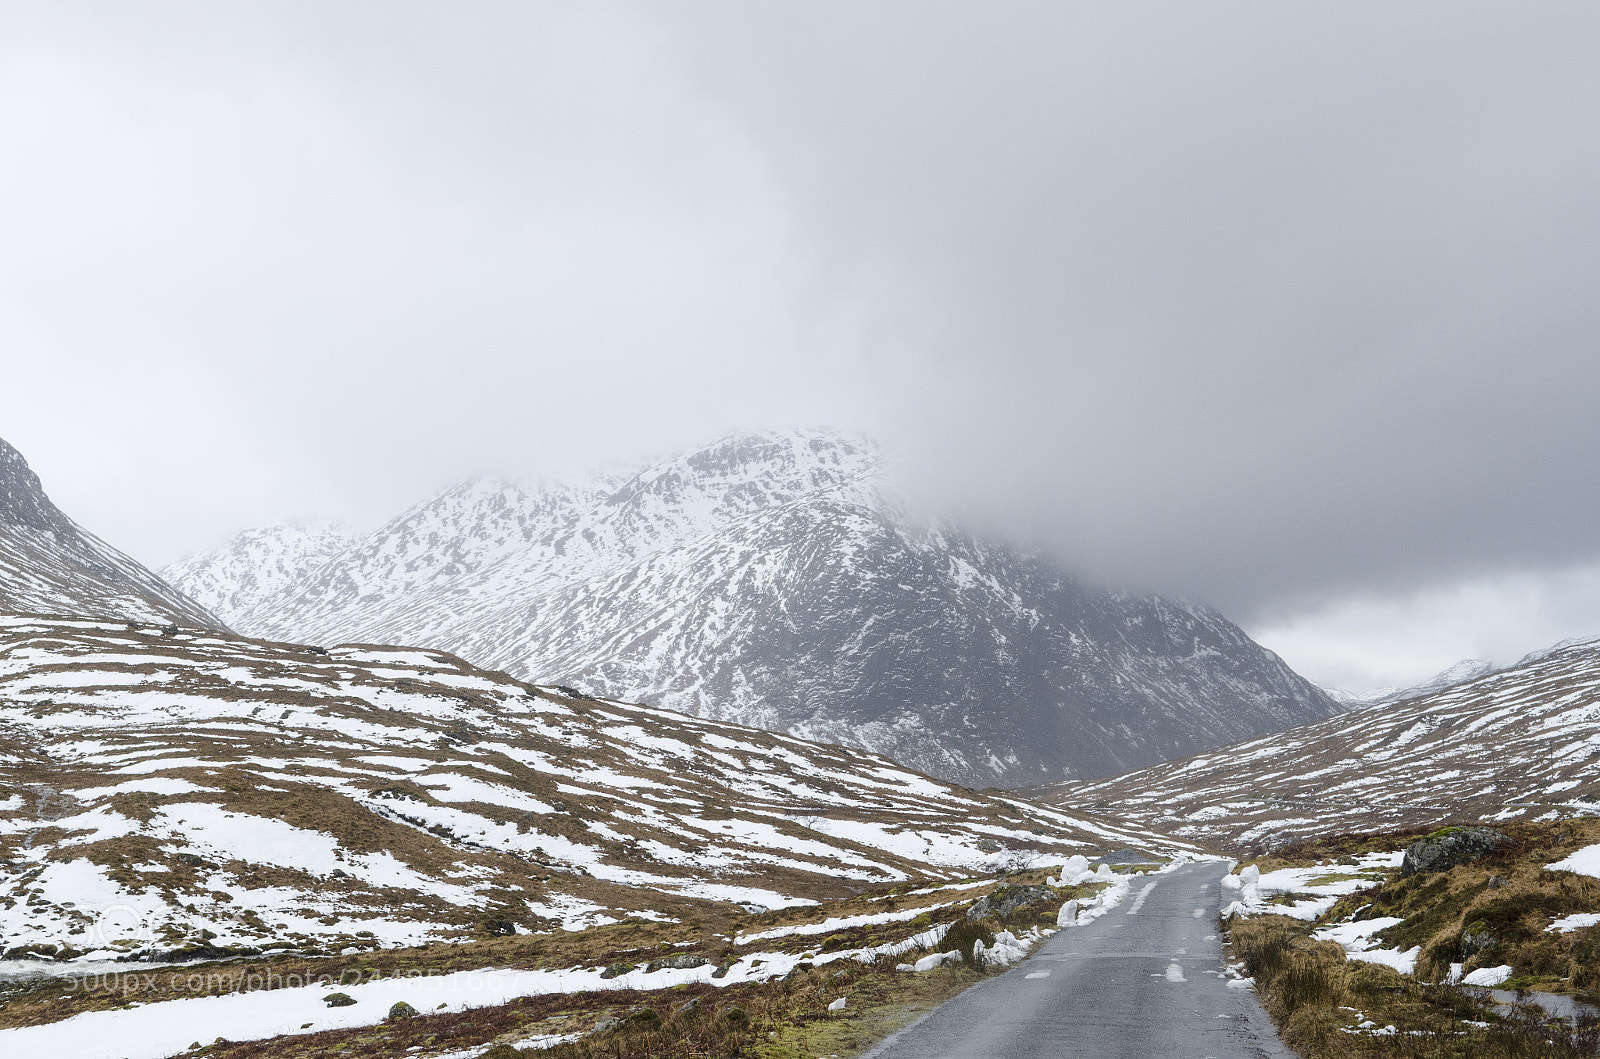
[967,884,1054,921]
[645,953,709,973]
[1401,828,1508,876]
[1460,925,1497,957]
[478,915,516,937]
[386,1001,418,1021]
[322,993,357,1008]
[599,962,635,979]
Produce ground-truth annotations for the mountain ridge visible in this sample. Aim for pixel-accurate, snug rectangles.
[0,437,222,630]
[1040,632,1600,850]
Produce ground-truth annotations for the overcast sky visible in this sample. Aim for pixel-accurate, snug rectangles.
[2,2,1598,693]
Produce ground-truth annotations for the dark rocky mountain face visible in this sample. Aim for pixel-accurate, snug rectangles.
[490,494,1337,787]
[0,436,221,628]
[165,430,1339,787]
[0,439,75,535]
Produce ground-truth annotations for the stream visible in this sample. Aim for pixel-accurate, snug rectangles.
[1487,988,1600,1026]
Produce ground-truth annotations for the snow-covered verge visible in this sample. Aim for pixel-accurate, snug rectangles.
[1220,840,1600,1054]
[1222,852,1402,924]
[1222,852,1419,972]
[1222,822,1600,1046]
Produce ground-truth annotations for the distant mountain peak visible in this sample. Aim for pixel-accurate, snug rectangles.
[0,436,76,537]
[1326,657,1502,710]
[0,435,222,629]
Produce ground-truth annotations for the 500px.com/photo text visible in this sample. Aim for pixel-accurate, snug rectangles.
[58,967,452,996]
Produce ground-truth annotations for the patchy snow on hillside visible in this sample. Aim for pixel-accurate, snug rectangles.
[0,617,1185,963]
[1547,843,1600,878]
[1053,633,1600,846]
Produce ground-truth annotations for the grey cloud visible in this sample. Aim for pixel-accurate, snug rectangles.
[0,2,872,563]
[662,2,1600,616]
[3,1,1598,634]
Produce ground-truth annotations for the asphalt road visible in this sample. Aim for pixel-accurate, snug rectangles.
[864,861,1294,1059]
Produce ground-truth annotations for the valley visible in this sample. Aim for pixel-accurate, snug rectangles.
[1,430,1597,1059]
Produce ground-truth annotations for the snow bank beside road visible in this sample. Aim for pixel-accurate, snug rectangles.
[0,925,965,1059]
[1221,852,1398,921]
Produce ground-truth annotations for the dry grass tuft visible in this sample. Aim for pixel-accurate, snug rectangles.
[1232,913,1600,1056]
[1229,817,1600,1059]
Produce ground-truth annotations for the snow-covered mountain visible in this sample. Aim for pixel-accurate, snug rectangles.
[1044,636,1600,850]
[1322,657,1499,709]
[160,520,354,625]
[164,430,1340,787]
[0,437,220,629]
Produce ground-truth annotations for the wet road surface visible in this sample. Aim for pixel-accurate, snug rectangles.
[865,861,1293,1059]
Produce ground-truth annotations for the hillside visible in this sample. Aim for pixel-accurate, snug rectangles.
[0,615,1179,963]
[164,430,1339,787]
[0,438,220,629]
[1042,635,1600,850]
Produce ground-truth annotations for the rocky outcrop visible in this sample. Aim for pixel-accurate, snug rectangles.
[1401,827,1509,876]
[966,884,1056,921]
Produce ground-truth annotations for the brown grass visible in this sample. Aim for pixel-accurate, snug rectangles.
[1243,819,1600,997]
[1230,914,1600,1057]
[1227,816,1600,1058]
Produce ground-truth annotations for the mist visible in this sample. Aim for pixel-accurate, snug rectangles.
[2,1,1597,691]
